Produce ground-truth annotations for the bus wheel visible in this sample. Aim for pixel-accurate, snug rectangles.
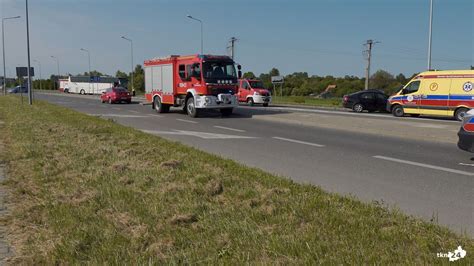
[455,108,468,121]
[392,105,404,117]
[80,89,85,95]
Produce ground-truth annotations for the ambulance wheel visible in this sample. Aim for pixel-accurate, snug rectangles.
[455,108,468,121]
[263,103,269,107]
[353,103,364,113]
[247,98,254,106]
[186,97,199,118]
[154,97,169,113]
[80,89,85,95]
[220,108,233,116]
[392,105,404,117]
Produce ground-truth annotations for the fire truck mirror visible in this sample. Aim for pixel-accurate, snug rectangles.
[238,70,242,79]
[237,64,242,70]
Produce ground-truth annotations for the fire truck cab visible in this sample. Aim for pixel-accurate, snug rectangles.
[144,54,240,117]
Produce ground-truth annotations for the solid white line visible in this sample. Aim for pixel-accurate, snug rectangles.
[272,136,325,147]
[112,107,122,111]
[373,155,474,177]
[213,125,246,132]
[176,119,198,124]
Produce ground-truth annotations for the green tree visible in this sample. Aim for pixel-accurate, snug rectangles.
[242,72,256,79]
[115,70,128,79]
[370,70,394,91]
[83,70,104,76]
[133,64,145,92]
[269,68,280,77]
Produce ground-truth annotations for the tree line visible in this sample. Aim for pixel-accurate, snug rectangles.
[244,68,414,97]
[6,64,423,98]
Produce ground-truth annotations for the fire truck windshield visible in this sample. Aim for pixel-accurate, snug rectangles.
[203,61,237,80]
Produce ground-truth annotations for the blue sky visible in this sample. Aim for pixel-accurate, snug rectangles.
[1,0,473,79]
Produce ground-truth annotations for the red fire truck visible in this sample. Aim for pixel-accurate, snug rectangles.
[144,54,241,117]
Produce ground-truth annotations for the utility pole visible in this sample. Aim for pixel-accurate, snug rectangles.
[427,0,434,70]
[363,39,380,90]
[121,36,134,95]
[186,15,203,54]
[227,37,238,60]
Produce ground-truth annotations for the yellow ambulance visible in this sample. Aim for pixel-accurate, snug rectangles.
[387,70,474,121]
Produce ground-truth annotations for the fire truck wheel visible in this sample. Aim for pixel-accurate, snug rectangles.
[154,97,169,113]
[186,97,199,118]
[220,108,233,116]
[108,98,113,104]
[263,103,269,107]
[247,98,254,106]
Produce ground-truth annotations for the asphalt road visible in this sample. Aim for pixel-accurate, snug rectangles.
[34,92,473,236]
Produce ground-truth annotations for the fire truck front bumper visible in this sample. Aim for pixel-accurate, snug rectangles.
[195,94,238,109]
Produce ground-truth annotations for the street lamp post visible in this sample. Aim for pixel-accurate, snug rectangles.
[427,0,434,70]
[80,48,91,93]
[33,59,42,90]
[186,15,203,54]
[121,36,134,95]
[51,56,60,90]
[2,15,21,95]
[26,0,33,105]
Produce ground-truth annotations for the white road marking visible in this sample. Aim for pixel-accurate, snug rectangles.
[112,107,122,111]
[373,155,474,177]
[176,119,198,124]
[272,136,325,147]
[213,126,246,132]
[89,114,150,118]
[459,163,474,167]
[142,129,256,139]
[129,110,140,114]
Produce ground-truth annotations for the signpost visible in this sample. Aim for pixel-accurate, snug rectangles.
[16,67,34,104]
[271,75,284,98]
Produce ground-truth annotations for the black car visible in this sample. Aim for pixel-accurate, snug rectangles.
[342,89,388,113]
[458,109,474,153]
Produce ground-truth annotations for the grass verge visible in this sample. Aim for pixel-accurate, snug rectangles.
[0,96,472,264]
[272,96,342,108]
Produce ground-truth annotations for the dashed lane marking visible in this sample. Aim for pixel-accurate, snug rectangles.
[142,129,256,139]
[374,155,474,177]
[213,126,246,132]
[176,119,198,124]
[272,136,325,147]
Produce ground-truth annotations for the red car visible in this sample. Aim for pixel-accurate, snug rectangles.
[100,87,132,104]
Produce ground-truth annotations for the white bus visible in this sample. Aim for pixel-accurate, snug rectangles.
[59,76,128,95]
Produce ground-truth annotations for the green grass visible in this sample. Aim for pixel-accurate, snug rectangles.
[0,96,472,264]
[272,96,342,108]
